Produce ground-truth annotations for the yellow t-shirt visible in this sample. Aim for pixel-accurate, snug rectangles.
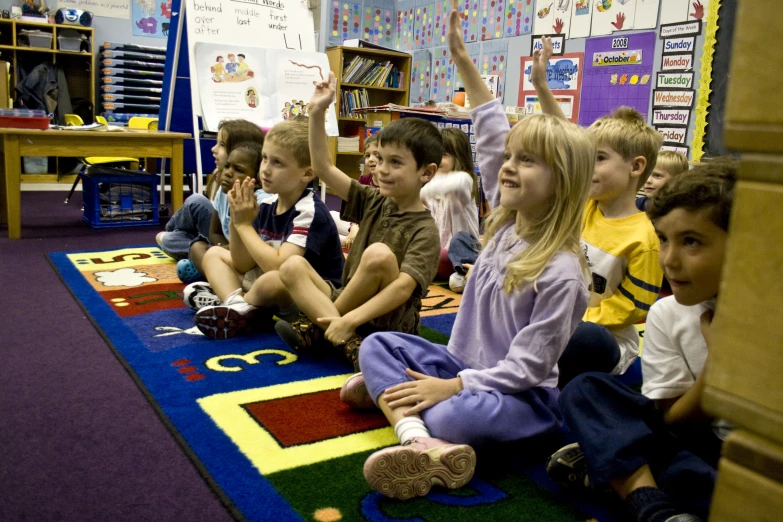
[581,199,663,373]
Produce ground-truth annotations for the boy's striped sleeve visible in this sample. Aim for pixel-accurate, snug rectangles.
[584,248,663,329]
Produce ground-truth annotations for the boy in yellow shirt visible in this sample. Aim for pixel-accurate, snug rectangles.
[532,37,663,384]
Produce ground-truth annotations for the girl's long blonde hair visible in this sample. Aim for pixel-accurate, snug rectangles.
[482,114,595,294]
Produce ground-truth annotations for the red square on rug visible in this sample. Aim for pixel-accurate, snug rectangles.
[243,389,389,447]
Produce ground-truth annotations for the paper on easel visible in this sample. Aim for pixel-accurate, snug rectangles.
[195,43,338,136]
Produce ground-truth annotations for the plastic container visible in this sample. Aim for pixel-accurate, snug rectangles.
[19,29,53,49]
[58,35,84,52]
[81,170,160,228]
[23,156,48,174]
[0,114,51,130]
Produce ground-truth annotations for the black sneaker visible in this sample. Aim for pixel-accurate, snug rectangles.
[275,317,325,352]
[546,443,589,490]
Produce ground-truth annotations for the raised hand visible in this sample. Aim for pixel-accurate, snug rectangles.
[447,0,467,59]
[611,11,625,31]
[531,36,553,87]
[690,0,704,19]
[309,71,337,113]
[553,17,564,34]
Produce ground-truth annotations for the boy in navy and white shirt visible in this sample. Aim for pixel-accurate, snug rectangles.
[190,118,344,340]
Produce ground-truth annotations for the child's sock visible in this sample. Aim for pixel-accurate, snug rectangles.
[394,417,430,444]
[625,487,679,522]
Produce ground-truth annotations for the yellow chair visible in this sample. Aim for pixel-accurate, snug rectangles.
[64,114,139,169]
[128,116,159,130]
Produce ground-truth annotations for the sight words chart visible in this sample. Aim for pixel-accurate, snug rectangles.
[185,0,316,129]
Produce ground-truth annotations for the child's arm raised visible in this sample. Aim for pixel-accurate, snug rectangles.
[530,37,568,120]
[419,171,474,205]
[447,0,507,210]
[308,73,352,201]
[229,178,306,273]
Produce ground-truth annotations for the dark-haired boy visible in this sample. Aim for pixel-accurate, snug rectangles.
[547,159,738,522]
[275,72,441,372]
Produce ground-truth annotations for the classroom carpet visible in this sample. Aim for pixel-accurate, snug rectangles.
[48,245,629,522]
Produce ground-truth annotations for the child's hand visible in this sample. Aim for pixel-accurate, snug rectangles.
[343,224,359,251]
[317,315,357,346]
[531,36,553,87]
[446,0,467,59]
[228,178,259,226]
[383,369,462,416]
[463,263,474,280]
[309,72,337,113]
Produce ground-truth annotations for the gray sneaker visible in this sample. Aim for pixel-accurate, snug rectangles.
[183,281,220,311]
[665,516,703,522]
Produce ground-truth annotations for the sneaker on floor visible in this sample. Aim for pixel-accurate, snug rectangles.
[449,272,466,293]
[340,372,376,409]
[546,442,589,490]
[275,317,325,352]
[364,437,476,500]
[194,289,265,340]
[183,281,220,311]
[338,335,363,372]
[665,516,704,522]
[176,259,205,284]
[156,231,167,248]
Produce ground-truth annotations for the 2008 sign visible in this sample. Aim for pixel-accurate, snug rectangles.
[612,37,628,49]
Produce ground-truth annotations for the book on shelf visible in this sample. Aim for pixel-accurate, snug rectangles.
[341,56,402,88]
[341,39,396,52]
[337,133,364,152]
[340,88,370,118]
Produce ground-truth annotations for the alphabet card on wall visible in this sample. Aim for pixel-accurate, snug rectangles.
[533,0,571,38]
[479,0,506,40]
[578,31,655,126]
[411,49,432,103]
[395,0,416,51]
[633,0,661,29]
[362,0,395,46]
[504,0,533,37]
[591,0,636,37]
[568,0,592,38]
[519,51,583,123]
[430,47,455,102]
[133,0,171,38]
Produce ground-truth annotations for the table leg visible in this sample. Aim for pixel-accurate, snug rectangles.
[3,136,21,239]
[170,140,184,212]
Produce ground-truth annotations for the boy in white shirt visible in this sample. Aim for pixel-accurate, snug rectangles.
[547,159,737,522]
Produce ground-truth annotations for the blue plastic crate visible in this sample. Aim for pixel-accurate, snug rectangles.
[80,171,159,228]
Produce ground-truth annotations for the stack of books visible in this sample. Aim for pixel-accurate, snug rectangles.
[342,56,402,88]
[340,88,370,118]
[337,134,364,153]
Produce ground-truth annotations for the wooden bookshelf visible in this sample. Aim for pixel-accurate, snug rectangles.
[326,46,411,180]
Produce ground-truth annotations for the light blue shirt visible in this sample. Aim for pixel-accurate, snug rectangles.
[212,188,272,241]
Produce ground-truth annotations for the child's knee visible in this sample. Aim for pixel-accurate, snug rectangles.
[358,243,396,274]
[279,255,310,285]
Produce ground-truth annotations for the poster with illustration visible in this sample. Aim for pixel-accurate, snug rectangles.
[395,0,416,51]
[362,0,395,47]
[591,0,636,36]
[578,31,655,126]
[569,0,592,38]
[479,0,506,41]
[195,43,338,135]
[533,0,571,38]
[132,0,171,38]
[504,0,534,37]
[519,51,583,123]
[633,0,661,29]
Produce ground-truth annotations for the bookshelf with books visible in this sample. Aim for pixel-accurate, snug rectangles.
[326,46,411,180]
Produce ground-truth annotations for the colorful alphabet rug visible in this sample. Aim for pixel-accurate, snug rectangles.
[49,246,624,522]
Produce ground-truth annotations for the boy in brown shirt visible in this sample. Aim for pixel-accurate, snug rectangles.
[275,72,442,371]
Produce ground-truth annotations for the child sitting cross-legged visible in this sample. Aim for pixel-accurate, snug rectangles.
[274,73,442,371]
[187,118,344,340]
[419,127,481,290]
[547,159,738,522]
[350,2,595,499]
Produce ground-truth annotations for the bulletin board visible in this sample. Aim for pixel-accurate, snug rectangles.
[519,52,583,123]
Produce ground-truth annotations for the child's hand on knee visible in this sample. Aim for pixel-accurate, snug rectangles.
[383,369,463,416]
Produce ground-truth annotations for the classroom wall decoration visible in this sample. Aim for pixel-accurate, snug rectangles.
[659,0,709,24]
[395,0,416,51]
[479,0,506,41]
[132,0,171,38]
[568,0,592,38]
[533,0,571,38]
[519,51,584,123]
[578,31,655,127]
[432,1,449,46]
[461,0,480,42]
[479,39,509,100]
[411,49,433,102]
[503,0,533,37]
[634,0,661,29]
[689,0,718,161]
[453,41,481,94]
[417,0,436,49]
[329,2,363,46]
[430,47,455,102]
[363,0,395,46]
[57,0,131,19]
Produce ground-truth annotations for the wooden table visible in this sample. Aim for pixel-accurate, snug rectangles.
[0,128,190,239]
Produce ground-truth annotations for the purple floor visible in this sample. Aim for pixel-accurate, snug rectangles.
[0,192,234,521]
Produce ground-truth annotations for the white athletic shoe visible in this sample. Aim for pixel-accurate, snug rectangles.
[194,289,263,340]
[449,272,466,293]
[182,281,220,311]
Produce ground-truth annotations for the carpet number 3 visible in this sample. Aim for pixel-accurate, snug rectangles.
[205,349,298,373]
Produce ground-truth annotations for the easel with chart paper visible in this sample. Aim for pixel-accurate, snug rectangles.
[159,0,319,193]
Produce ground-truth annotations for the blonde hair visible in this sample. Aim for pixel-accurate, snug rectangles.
[589,107,663,190]
[265,117,311,167]
[483,114,595,293]
[654,150,689,177]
